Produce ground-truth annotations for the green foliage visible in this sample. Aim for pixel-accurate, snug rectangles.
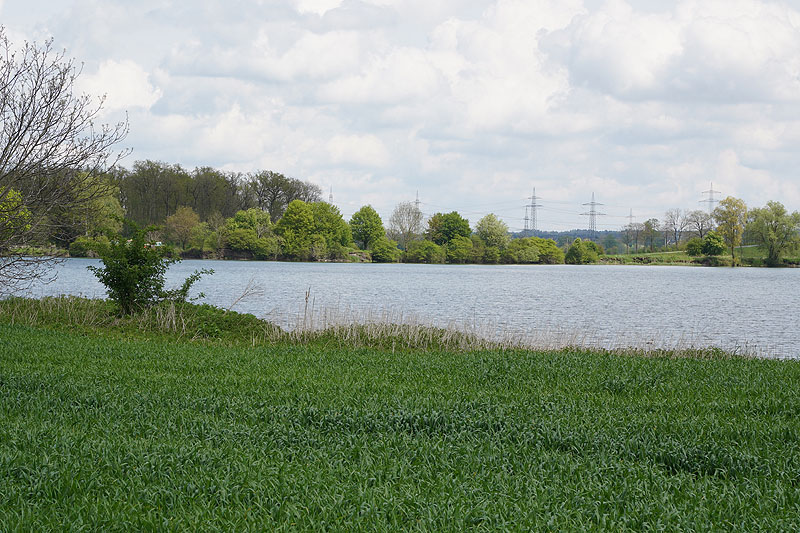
[88,220,211,314]
[475,213,510,249]
[310,201,353,253]
[426,211,470,246]
[713,197,748,265]
[349,205,385,250]
[248,170,322,222]
[468,234,485,263]
[747,201,800,266]
[165,206,201,250]
[565,238,599,265]
[68,235,109,258]
[602,234,620,254]
[686,237,704,257]
[226,208,273,237]
[275,200,315,260]
[224,209,279,259]
[585,240,603,255]
[52,174,125,248]
[501,237,540,264]
[404,240,445,263]
[88,221,176,314]
[642,218,661,252]
[531,237,565,264]
[701,231,726,256]
[446,234,473,263]
[482,245,500,264]
[370,237,401,263]
[119,160,193,226]
[226,228,259,253]
[0,188,31,243]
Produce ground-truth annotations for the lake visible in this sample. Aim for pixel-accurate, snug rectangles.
[18,258,800,359]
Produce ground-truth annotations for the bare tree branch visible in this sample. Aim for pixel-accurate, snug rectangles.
[0,28,129,294]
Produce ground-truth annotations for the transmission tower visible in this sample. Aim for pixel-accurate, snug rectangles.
[415,190,420,211]
[627,209,635,225]
[581,192,606,240]
[526,187,542,233]
[700,182,721,213]
[328,186,334,204]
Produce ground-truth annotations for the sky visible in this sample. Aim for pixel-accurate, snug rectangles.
[3,0,800,231]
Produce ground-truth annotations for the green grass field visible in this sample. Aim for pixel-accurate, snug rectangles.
[603,250,699,266]
[604,245,800,267]
[2,302,799,530]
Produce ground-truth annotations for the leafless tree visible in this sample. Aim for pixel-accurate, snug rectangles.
[621,223,634,253]
[247,170,322,222]
[686,210,714,238]
[1,30,128,293]
[663,208,689,250]
[387,201,424,250]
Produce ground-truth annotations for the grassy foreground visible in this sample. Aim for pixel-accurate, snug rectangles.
[1,299,799,530]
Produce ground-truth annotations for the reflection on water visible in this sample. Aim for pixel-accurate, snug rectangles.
[20,258,800,359]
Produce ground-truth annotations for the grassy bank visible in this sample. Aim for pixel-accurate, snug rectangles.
[1,299,799,530]
[603,247,800,267]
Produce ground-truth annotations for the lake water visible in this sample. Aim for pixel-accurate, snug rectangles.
[17,258,800,359]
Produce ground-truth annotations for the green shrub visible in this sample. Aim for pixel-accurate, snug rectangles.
[370,237,401,263]
[686,237,703,257]
[404,240,445,263]
[701,231,726,256]
[531,237,564,264]
[565,238,599,264]
[501,238,539,264]
[69,235,109,258]
[445,235,472,264]
[89,220,212,315]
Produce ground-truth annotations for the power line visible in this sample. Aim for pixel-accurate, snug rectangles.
[581,192,606,240]
[700,182,721,213]
[524,187,542,232]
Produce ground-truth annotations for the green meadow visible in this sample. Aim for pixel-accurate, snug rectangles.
[1,299,799,531]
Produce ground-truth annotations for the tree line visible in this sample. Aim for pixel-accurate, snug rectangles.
[16,155,800,268]
[65,161,568,265]
[619,197,800,266]
[7,30,800,296]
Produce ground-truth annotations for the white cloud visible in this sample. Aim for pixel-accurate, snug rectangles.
[78,60,161,112]
[327,134,392,167]
[545,0,800,103]
[319,47,443,104]
[5,0,800,227]
[293,0,344,16]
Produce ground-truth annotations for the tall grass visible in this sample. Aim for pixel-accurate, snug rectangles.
[0,295,764,358]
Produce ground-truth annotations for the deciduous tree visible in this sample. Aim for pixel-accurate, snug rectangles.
[747,201,800,266]
[0,31,128,292]
[687,210,713,238]
[165,206,201,250]
[713,197,748,266]
[426,211,470,246]
[350,205,385,250]
[387,201,423,250]
[501,238,539,264]
[663,208,689,250]
[446,235,473,263]
[475,214,510,250]
[275,200,314,260]
[248,171,321,222]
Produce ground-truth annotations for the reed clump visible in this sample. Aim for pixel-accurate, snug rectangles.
[0,295,766,358]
